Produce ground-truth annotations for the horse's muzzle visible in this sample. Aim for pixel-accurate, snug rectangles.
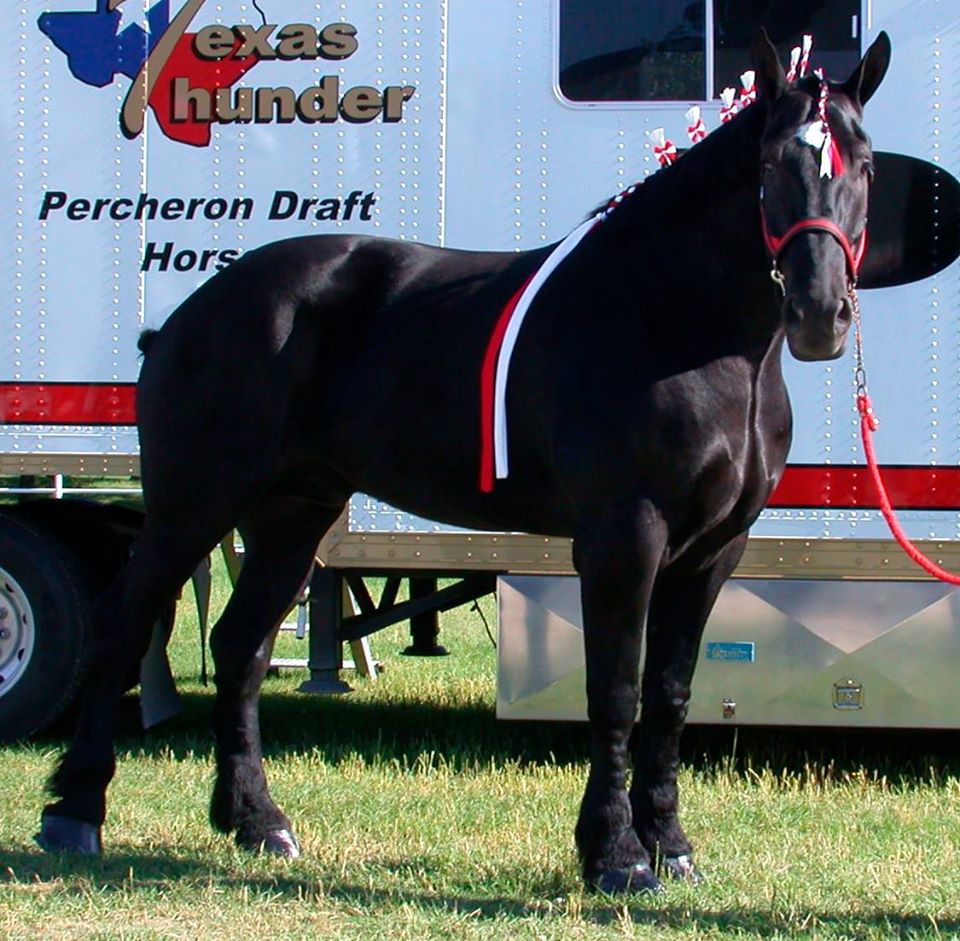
[783,292,852,361]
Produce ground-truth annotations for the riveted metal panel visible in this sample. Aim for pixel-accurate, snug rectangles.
[319,524,960,580]
[2,0,446,465]
[0,450,139,478]
[497,573,960,728]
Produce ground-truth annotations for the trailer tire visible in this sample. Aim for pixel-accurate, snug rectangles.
[0,513,91,743]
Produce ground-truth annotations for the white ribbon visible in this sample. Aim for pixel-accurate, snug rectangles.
[493,216,598,480]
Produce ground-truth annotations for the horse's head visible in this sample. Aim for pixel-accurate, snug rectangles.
[752,29,891,361]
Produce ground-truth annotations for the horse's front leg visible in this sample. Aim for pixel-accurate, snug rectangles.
[630,533,748,883]
[573,503,667,894]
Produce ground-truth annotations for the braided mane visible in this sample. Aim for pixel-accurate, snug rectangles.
[586,100,768,238]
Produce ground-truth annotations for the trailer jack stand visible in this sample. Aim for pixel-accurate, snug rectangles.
[401,577,449,656]
[296,568,495,693]
[299,567,355,694]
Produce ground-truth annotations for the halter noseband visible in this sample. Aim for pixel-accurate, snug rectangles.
[760,210,867,290]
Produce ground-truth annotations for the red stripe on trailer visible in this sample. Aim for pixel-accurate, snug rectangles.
[770,465,960,510]
[1,386,958,510]
[0,383,137,425]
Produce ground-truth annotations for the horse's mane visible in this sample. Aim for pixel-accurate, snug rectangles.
[590,101,768,239]
[592,75,866,237]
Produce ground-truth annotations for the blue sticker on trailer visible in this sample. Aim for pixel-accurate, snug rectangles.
[705,642,755,662]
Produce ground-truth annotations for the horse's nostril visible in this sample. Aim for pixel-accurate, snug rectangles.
[785,295,851,332]
[783,293,851,361]
[783,295,805,330]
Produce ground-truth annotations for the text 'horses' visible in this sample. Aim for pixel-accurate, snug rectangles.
[38,30,891,894]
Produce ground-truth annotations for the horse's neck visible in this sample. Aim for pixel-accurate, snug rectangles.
[597,109,781,353]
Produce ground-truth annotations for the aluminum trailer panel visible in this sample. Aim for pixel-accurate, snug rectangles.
[497,573,960,728]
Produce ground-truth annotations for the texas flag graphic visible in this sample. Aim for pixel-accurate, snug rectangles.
[38,0,260,146]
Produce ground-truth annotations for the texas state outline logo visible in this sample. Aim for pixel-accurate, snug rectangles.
[38,0,416,147]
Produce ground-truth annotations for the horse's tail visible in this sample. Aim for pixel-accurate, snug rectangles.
[137,329,159,356]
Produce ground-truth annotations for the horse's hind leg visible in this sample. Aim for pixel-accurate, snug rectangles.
[208,494,343,857]
[39,519,229,853]
[630,533,748,883]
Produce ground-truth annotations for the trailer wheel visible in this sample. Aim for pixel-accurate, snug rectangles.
[0,513,90,743]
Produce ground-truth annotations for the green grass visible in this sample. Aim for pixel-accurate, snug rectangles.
[2,559,960,939]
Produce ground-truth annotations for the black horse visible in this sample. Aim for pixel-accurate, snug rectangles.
[38,31,890,894]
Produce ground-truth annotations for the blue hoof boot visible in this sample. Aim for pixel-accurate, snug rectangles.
[661,854,702,884]
[589,863,664,895]
[35,814,102,855]
[245,828,300,858]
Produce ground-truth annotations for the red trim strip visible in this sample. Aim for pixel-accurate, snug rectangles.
[2,384,958,511]
[0,383,137,425]
[771,465,960,510]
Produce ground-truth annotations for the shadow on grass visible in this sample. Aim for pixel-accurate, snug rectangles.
[2,846,956,938]
[27,681,960,784]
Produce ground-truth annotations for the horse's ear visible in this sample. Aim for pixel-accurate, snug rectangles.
[751,28,786,103]
[842,31,891,108]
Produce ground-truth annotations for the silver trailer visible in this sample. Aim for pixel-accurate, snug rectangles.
[2,0,959,739]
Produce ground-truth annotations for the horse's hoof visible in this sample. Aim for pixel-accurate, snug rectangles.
[661,854,702,884]
[239,828,301,858]
[35,814,102,855]
[588,863,664,895]
[264,828,300,858]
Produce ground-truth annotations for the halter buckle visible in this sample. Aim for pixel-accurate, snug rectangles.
[769,265,786,295]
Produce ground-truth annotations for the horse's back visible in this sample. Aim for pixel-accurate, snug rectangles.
[135,233,542,519]
[143,233,525,366]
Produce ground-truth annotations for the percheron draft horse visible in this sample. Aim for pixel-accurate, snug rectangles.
[38,31,890,893]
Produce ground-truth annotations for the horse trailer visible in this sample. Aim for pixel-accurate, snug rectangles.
[2,0,959,741]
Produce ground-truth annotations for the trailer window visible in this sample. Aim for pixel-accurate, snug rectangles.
[558,0,863,104]
[713,1,861,96]
[558,1,706,102]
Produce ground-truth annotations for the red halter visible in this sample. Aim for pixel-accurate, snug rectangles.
[760,210,867,285]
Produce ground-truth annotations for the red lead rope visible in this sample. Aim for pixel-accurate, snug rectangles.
[853,293,960,584]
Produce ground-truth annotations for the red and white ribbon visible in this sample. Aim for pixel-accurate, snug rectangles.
[685,105,707,144]
[817,74,845,177]
[786,45,801,82]
[798,74,845,179]
[739,70,756,107]
[648,127,677,167]
[799,34,813,78]
[480,184,643,489]
[719,86,739,123]
[481,217,596,489]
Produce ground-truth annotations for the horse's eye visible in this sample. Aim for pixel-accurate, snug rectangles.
[760,161,774,176]
[861,160,875,181]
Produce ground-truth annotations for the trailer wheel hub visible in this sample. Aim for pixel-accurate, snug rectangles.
[0,566,35,698]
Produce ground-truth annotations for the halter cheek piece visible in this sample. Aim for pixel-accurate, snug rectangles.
[760,206,867,293]
[760,76,868,293]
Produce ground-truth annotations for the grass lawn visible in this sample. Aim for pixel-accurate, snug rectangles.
[2,559,960,940]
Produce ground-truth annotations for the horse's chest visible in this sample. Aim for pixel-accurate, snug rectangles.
[672,374,790,538]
